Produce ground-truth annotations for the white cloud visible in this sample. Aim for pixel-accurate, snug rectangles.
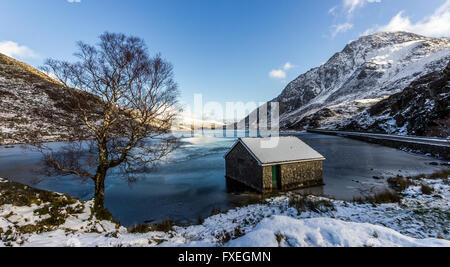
[343,0,381,15]
[269,69,286,79]
[283,62,295,70]
[376,0,450,37]
[67,0,81,3]
[269,62,296,80]
[331,23,354,38]
[0,41,39,60]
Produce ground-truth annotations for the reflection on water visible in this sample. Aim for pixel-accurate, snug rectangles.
[0,131,447,226]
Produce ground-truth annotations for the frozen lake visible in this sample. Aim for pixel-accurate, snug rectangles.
[0,132,447,226]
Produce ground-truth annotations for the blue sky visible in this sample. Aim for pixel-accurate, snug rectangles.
[1,0,449,115]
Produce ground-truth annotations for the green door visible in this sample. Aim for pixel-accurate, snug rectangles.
[272,165,281,190]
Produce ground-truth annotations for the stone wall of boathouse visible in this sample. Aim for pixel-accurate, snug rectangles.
[225,142,264,192]
[274,160,324,191]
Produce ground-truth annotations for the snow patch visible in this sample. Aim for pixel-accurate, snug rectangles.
[227,216,449,247]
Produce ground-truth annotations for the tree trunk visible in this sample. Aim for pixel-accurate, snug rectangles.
[94,170,106,213]
[93,167,114,221]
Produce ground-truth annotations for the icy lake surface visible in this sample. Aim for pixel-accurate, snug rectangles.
[0,132,447,226]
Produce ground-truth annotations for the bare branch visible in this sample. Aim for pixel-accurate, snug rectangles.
[32,32,180,211]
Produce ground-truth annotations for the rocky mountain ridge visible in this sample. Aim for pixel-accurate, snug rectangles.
[340,60,450,137]
[266,32,450,136]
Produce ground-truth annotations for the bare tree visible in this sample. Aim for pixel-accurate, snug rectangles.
[35,32,179,218]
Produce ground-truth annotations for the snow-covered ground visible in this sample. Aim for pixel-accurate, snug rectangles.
[0,176,449,247]
[226,217,447,247]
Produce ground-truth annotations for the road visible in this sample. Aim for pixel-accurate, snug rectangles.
[293,129,450,160]
[305,129,450,148]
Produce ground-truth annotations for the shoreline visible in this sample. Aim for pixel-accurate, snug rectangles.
[2,130,447,161]
[1,173,449,247]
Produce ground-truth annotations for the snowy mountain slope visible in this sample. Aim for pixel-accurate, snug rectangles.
[340,60,450,137]
[266,32,450,132]
[0,53,99,145]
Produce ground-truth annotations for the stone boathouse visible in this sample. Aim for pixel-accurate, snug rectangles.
[225,136,326,193]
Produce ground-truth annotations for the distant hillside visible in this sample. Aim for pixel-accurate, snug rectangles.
[0,53,98,145]
[0,53,217,145]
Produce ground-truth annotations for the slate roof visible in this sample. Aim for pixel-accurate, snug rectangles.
[226,136,326,166]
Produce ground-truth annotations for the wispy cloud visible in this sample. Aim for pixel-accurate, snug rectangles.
[328,6,338,15]
[374,0,450,37]
[331,23,354,38]
[327,0,381,38]
[67,0,81,3]
[343,0,381,15]
[0,41,39,60]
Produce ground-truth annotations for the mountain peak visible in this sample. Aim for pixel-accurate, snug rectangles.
[345,31,440,53]
[362,31,425,39]
[269,32,450,132]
